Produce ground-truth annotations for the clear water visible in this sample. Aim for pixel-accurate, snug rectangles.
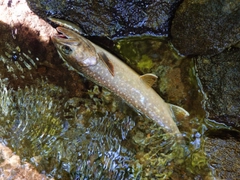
[0,36,212,179]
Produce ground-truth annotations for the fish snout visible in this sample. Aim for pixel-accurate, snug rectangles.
[51,27,80,46]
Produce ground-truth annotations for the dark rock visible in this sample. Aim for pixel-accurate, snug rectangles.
[26,0,182,38]
[171,0,240,56]
[196,47,240,129]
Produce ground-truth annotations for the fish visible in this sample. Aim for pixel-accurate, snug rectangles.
[50,19,189,138]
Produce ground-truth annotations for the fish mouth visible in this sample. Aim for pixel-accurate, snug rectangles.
[54,27,71,39]
[51,27,80,46]
[52,27,72,42]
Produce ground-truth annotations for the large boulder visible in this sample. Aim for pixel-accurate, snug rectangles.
[171,0,240,56]
[196,47,240,129]
[26,0,181,38]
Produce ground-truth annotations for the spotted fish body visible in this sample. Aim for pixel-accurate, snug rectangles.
[51,26,188,137]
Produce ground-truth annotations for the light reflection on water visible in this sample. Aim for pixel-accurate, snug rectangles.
[0,78,138,179]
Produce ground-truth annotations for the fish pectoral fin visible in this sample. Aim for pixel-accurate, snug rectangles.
[168,103,189,120]
[98,51,114,76]
[140,73,158,87]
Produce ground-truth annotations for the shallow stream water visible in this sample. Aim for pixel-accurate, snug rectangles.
[0,28,213,179]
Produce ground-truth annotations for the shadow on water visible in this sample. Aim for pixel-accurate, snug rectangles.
[0,20,213,179]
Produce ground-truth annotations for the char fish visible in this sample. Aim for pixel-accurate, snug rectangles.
[50,20,189,138]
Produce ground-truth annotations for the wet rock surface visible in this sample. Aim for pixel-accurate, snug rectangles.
[171,0,240,56]
[196,47,240,129]
[26,0,181,38]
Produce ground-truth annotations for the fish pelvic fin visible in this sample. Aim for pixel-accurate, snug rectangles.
[168,103,189,120]
[140,73,158,87]
[98,51,114,76]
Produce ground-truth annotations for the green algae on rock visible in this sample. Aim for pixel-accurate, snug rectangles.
[137,55,154,72]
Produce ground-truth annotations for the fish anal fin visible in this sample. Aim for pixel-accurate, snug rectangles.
[168,103,189,120]
[98,51,114,76]
[140,73,158,87]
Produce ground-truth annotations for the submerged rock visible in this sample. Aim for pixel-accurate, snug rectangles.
[196,47,240,129]
[26,0,182,38]
[171,0,240,56]
[205,135,240,179]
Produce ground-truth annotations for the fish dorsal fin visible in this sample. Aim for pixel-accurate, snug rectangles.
[168,103,189,120]
[98,51,114,76]
[140,73,158,87]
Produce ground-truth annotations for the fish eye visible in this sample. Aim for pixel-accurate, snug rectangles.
[61,45,72,55]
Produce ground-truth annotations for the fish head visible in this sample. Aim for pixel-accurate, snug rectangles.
[51,27,97,67]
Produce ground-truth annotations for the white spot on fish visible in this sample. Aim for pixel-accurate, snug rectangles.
[81,57,97,66]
